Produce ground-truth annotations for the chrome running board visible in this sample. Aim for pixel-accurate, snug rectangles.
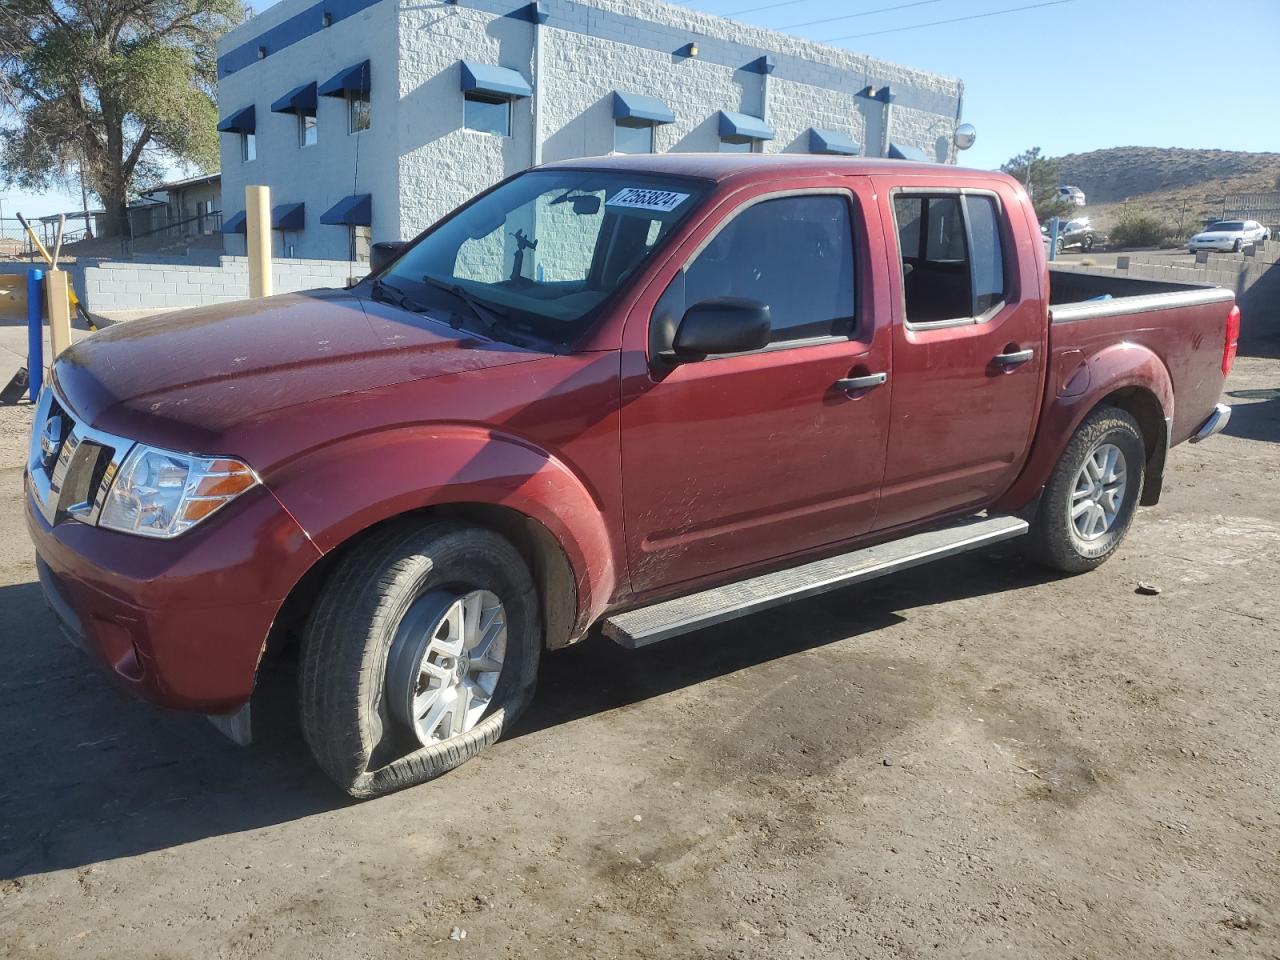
[603,514,1029,649]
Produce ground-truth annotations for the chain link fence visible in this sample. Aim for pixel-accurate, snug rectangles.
[0,218,37,260]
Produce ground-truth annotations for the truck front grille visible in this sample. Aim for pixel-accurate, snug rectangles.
[27,385,133,527]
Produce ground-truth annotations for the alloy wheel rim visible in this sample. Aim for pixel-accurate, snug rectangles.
[387,588,507,746]
[1070,442,1127,542]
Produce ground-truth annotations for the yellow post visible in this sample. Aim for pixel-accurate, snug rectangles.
[45,269,72,359]
[245,184,272,299]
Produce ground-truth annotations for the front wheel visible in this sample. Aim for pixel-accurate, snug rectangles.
[1232,239,1242,252]
[299,521,541,798]
[1027,406,1146,574]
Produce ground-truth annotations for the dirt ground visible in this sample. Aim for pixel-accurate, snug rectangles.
[1,356,1278,960]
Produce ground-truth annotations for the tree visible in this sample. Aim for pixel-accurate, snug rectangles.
[1000,147,1075,223]
[0,0,244,236]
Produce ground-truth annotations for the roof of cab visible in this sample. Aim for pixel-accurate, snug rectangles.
[537,152,1016,186]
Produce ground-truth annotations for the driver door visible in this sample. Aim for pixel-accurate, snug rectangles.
[617,178,893,595]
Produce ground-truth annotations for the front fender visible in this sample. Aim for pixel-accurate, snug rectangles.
[265,424,619,633]
[996,342,1173,512]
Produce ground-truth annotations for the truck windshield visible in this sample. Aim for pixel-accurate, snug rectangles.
[377,169,709,348]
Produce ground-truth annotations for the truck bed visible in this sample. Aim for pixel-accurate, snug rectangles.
[1045,265,1234,446]
[1048,265,1212,305]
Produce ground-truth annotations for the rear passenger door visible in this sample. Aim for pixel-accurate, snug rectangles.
[872,182,1046,532]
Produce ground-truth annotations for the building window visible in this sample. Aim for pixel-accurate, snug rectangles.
[241,131,256,162]
[614,122,654,155]
[719,137,760,154]
[299,113,317,147]
[351,225,371,262]
[348,92,370,133]
[464,92,511,137]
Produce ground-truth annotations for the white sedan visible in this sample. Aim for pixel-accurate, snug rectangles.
[1188,220,1270,253]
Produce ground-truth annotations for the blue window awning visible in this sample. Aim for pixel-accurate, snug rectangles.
[272,203,305,231]
[271,82,318,116]
[888,142,929,162]
[319,60,370,98]
[809,128,860,156]
[321,194,372,226]
[460,61,532,99]
[719,111,774,142]
[216,105,255,134]
[221,211,247,234]
[613,91,675,125]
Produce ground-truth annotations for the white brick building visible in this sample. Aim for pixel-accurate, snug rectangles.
[216,0,966,262]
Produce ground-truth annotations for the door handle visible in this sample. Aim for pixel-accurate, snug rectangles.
[994,348,1034,366]
[835,372,888,391]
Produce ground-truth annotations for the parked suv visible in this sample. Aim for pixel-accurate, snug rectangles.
[27,156,1238,798]
[1043,217,1105,254]
[1057,185,1086,207]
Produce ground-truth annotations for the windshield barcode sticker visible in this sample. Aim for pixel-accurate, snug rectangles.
[607,188,690,213]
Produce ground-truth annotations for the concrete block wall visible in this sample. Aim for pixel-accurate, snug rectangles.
[81,257,360,312]
[1055,243,1279,345]
[396,4,537,239]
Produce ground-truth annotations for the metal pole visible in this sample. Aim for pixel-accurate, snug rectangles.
[245,184,272,298]
[531,16,544,166]
[27,268,44,401]
[80,168,92,236]
[1048,216,1061,262]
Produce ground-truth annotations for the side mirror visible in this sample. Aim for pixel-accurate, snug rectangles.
[370,240,408,274]
[666,298,771,363]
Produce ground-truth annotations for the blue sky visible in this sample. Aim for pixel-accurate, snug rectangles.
[5,0,1277,218]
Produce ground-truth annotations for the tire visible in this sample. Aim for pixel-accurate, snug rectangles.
[1082,235,1095,252]
[1027,406,1146,574]
[1055,237,1065,256]
[299,520,540,798]
[1232,239,1241,252]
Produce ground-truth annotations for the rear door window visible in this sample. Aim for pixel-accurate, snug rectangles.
[893,191,1009,324]
[683,194,856,344]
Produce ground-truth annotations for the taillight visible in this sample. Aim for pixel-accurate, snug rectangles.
[1223,304,1241,376]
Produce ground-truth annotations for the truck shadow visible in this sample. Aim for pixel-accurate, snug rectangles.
[0,549,1057,879]
[1223,390,1280,443]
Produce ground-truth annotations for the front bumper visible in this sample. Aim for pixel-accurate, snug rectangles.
[26,476,321,713]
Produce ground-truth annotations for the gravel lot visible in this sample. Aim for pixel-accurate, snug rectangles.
[1,352,1277,960]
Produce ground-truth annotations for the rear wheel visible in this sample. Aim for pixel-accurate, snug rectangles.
[299,521,540,798]
[1027,406,1146,573]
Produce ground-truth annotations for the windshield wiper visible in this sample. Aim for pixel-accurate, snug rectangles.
[370,277,431,315]
[421,275,510,338]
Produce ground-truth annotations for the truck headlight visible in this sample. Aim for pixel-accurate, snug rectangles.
[99,444,259,539]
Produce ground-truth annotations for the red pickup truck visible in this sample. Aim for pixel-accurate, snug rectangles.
[26,156,1238,798]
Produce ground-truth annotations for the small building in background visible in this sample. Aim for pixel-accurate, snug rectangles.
[215,0,966,262]
[131,174,224,239]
